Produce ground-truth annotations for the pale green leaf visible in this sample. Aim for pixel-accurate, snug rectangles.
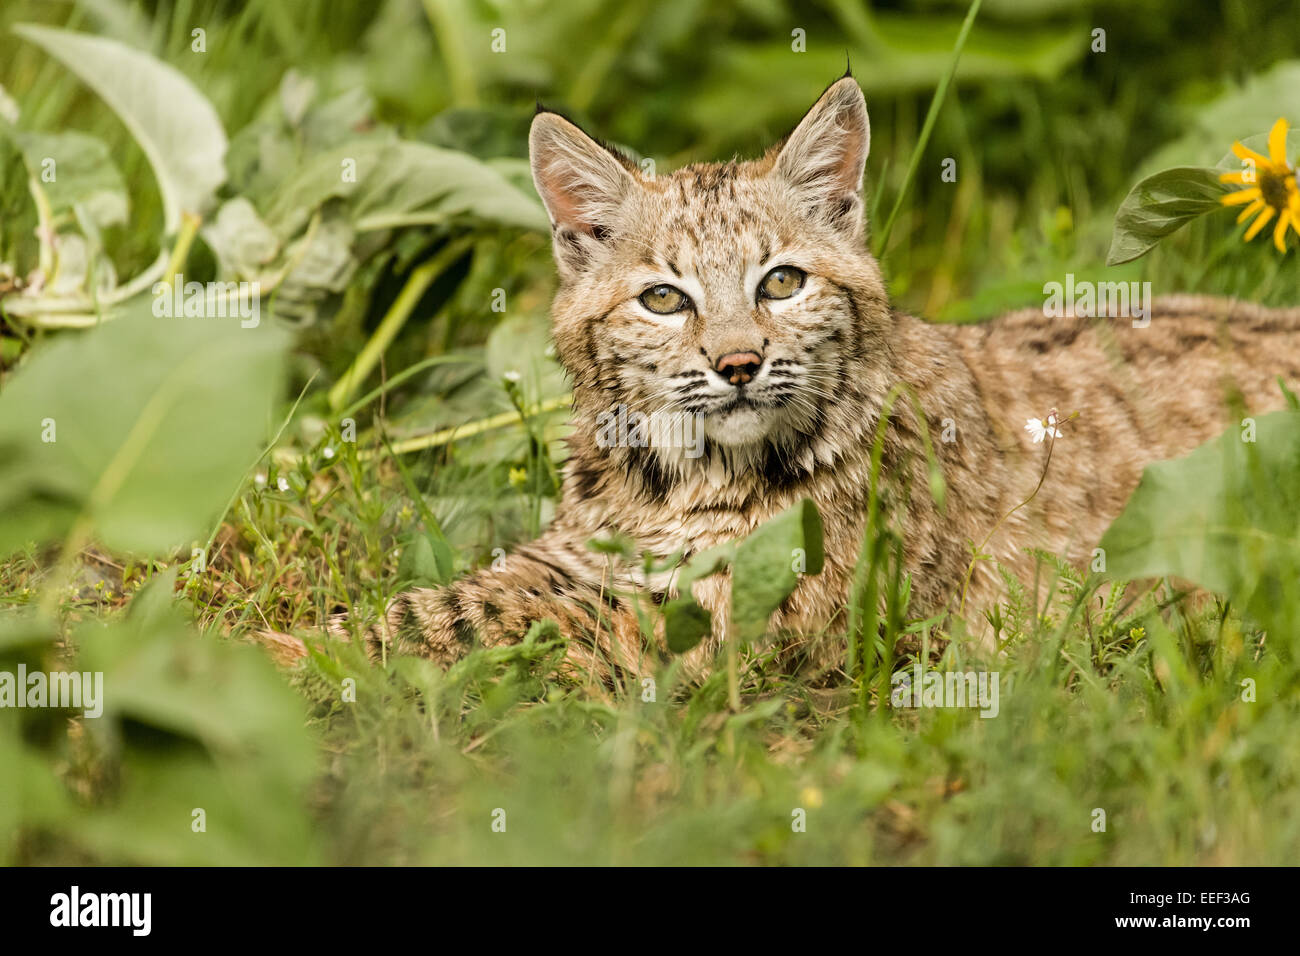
[265,140,549,238]
[0,299,289,556]
[1099,409,1300,641]
[14,24,228,233]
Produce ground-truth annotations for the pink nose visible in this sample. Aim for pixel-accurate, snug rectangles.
[715,351,763,385]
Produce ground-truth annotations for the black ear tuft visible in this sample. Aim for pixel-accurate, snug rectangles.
[841,54,853,80]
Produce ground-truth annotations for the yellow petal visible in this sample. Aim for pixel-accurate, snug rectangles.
[1268,117,1290,167]
[1232,142,1271,166]
[1221,187,1262,205]
[1219,171,1252,184]
[1244,204,1275,240]
[1274,210,1292,252]
[1237,198,1265,223]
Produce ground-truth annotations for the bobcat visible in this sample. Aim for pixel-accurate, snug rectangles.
[356,76,1300,679]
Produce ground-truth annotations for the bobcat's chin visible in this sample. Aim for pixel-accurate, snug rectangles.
[701,400,781,446]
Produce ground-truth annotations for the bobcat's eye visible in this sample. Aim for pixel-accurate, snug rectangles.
[639,284,689,314]
[758,266,805,300]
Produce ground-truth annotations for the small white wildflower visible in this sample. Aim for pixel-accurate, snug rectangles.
[323,446,335,459]
[254,472,268,487]
[277,476,290,492]
[1025,412,1063,444]
[502,369,522,383]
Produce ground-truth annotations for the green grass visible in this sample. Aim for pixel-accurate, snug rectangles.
[2,0,1299,865]
[226,464,1300,865]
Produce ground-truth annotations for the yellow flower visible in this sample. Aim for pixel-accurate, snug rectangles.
[508,466,528,488]
[1220,117,1299,253]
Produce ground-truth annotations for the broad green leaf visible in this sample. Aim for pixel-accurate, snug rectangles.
[663,500,825,653]
[1098,409,1300,643]
[1106,166,1227,265]
[661,542,733,653]
[0,300,289,557]
[671,542,734,602]
[264,140,549,239]
[0,711,73,863]
[663,596,713,653]
[13,24,228,234]
[0,610,79,861]
[731,499,825,644]
[72,608,318,864]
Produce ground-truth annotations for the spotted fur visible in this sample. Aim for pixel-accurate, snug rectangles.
[360,77,1300,678]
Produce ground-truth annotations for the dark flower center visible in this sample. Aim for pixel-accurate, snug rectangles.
[1260,168,1290,209]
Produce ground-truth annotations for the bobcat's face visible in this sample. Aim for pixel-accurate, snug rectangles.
[530,78,888,453]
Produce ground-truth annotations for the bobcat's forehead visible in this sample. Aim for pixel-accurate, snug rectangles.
[640,163,782,250]
[570,157,855,325]
[612,162,808,287]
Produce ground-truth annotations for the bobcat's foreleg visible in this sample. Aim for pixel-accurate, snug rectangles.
[359,526,654,677]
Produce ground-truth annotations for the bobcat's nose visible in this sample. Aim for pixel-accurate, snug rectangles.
[715,351,763,385]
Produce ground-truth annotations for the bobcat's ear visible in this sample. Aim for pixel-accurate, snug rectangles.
[529,110,637,277]
[772,77,870,239]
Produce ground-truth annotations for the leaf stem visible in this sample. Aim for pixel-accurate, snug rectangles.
[27,174,56,279]
[327,236,473,413]
[337,353,476,420]
[356,393,572,460]
[161,211,202,292]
